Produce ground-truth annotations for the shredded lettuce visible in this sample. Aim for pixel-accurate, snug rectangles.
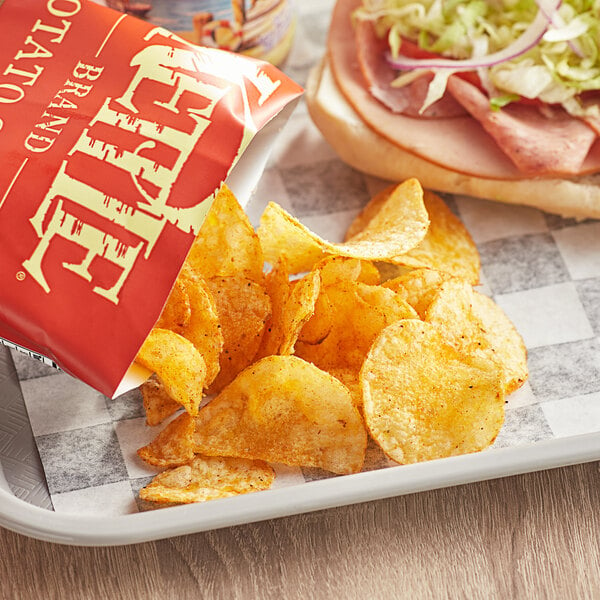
[490,93,522,110]
[356,0,600,116]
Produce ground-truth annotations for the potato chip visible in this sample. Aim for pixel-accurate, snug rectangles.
[257,179,429,273]
[141,375,181,426]
[425,278,487,350]
[316,256,380,286]
[185,183,264,284]
[194,355,367,474]
[205,276,271,394]
[132,175,528,500]
[475,294,528,393]
[383,268,451,318]
[355,282,419,321]
[295,280,418,375]
[177,266,223,387]
[471,292,528,395]
[398,191,480,284]
[327,367,362,409]
[254,267,321,359]
[425,279,528,394]
[254,258,291,359]
[138,412,195,468]
[357,261,381,285]
[346,187,480,284]
[297,288,333,345]
[344,186,392,241]
[361,319,505,464]
[279,270,321,355]
[257,203,333,274]
[297,256,379,347]
[136,328,206,416]
[139,455,274,505]
[155,277,191,334]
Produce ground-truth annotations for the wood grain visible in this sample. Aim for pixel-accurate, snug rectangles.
[2,462,600,599]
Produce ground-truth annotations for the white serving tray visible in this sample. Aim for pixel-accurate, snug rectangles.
[2,431,600,546]
[3,0,600,546]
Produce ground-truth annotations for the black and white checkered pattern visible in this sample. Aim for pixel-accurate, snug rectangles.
[3,0,600,514]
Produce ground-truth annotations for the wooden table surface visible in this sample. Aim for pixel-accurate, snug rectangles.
[2,461,599,599]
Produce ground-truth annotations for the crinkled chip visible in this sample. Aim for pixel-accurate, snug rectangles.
[398,191,480,284]
[295,280,418,376]
[255,259,320,358]
[346,188,480,284]
[205,276,271,394]
[194,355,367,474]
[155,277,191,334]
[344,186,393,242]
[257,179,429,273]
[361,319,505,464]
[297,287,333,345]
[136,328,206,416]
[316,256,380,286]
[139,455,274,505]
[141,375,181,426]
[383,268,451,318]
[471,292,528,395]
[279,270,321,355]
[177,266,223,387]
[138,412,195,468]
[185,183,264,284]
[255,258,292,359]
[425,279,528,394]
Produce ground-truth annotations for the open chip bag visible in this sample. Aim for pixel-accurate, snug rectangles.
[0,0,303,397]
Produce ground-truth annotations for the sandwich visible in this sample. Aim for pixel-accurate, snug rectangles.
[306,0,600,218]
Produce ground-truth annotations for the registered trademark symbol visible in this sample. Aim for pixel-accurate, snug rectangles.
[16,271,26,281]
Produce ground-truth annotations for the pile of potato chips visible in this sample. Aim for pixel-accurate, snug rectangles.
[135,179,527,505]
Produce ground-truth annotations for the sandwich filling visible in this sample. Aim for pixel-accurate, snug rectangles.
[332,0,600,176]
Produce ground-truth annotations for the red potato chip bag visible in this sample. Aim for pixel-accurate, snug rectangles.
[0,0,302,396]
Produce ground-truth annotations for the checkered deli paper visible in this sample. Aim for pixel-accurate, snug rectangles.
[5,0,600,515]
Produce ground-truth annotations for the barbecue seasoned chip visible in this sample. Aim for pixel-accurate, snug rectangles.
[256,263,321,358]
[194,355,367,474]
[186,183,265,284]
[257,179,429,273]
[155,277,191,335]
[140,375,181,426]
[140,455,274,505]
[205,276,271,394]
[382,268,451,318]
[346,188,480,284]
[295,279,417,378]
[361,319,505,464]
[138,412,195,468]
[136,328,207,416]
[425,279,528,394]
[173,266,224,387]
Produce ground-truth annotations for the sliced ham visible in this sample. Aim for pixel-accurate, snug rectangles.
[585,116,600,136]
[354,18,466,118]
[447,76,600,175]
[581,94,600,135]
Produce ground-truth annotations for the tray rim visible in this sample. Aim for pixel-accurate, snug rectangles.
[2,431,600,546]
